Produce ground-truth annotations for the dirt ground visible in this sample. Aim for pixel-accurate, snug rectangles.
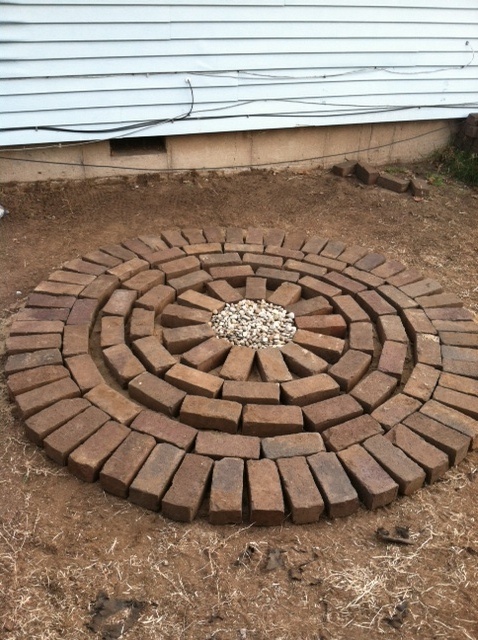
[0,163,477,640]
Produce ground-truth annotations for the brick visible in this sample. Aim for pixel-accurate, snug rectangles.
[100,315,125,348]
[377,340,408,380]
[168,270,212,295]
[62,324,89,357]
[85,383,141,425]
[225,227,244,243]
[177,289,225,313]
[331,295,370,323]
[161,229,188,248]
[442,345,478,364]
[131,336,176,376]
[102,243,137,261]
[65,354,105,393]
[403,308,437,336]
[436,320,478,334]
[387,268,423,288]
[242,404,303,437]
[183,242,222,256]
[209,265,254,287]
[5,348,63,376]
[329,349,372,392]
[371,260,406,279]
[355,162,379,185]
[261,433,324,461]
[303,253,345,273]
[354,252,386,272]
[203,226,226,243]
[255,267,300,289]
[371,393,421,430]
[335,245,367,265]
[266,245,304,261]
[247,459,284,526]
[320,271,366,296]
[220,346,255,381]
[263,228,286,246]
[100,431,156,498]
[79,275,118,305]
[410,178,430,198]
[439,371,478,397]
[159,255,200,281]
[307,452,359,517]
[426,307,474,321]
[298,275,341,299]
[14,377,80,419]
[224,243,263,256]
[280,341,328,376]
[181,337,231,372]
[363,435,426,495]
[209,458,244,525]
[303,394,363,432]
[68,421,130,482]
[135,284,176,314]
[293,330,344,363]
[332,161,357,176]
[401,278,443,299]
[206,279,243,303]
[245,227,264,244]
[281,374,340,406]
[378,285,418,310]
[182,228,207,244]
[442,359,478,379]
[343,266,383,288]
[287,296,333,318]
[256,348,293,382]
[200,252,241,271]
[180,396,242,433]
[222,380,280,405]
[283,259,327,280]
[63,258,106,276]
[300,235,327,255]
[7,364,69,397]
[376,315,408,344]
[415,292,462,309]
[6,333,62,355]
[137,235,168,251]
[43,406,110,465]
[161,453,214,522]
[415,334,442,368]
[103,344,145,387]
[243,253,283,270]
[356,290,397,320]
[195,431,260,460]
[15,307,69,323]
[403,364,440,401]
[130,410,197,449]
[323,415,384,452]
[129,443,185,510]
[433,386,478,421]
[294,314,347,337]
[67,298,99,327]
[123,270,164,296]
[24,398,90,444]
[102,289,137,317]
[245,276,267,301]
[162,324,215,354]
[266,282,301,307]
[351,370,397,412]
[420,400,478,449]
[107,258,149,283]
[377,173,410,193]
[161,303,211,328]
[277,456,325,524]
[121,237,156,258]
[148,247,185,266]
[403,412,470,465]
[283,231,307,250]
[49,270,96,286]
[349,322,376,355]
[128,371,186,416]
[440,332,478,348]
[165,363,223,398]
[34,280,84,297]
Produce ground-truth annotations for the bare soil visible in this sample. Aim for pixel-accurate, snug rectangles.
[0,164,477,640]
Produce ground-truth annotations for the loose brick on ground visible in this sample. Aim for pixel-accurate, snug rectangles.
[6,333,62,355]
[245,276,267,301]
[323,415,384,452]
[62,324,89,357]
[294,314,347,337]
[7,364,69,397]
[181,337,231,372]
[67,298,99,327]
[433,386,478,421]
[371,393,422,430]
[5,348,63,376]
[177,289,226,313]
[129,371,186,416]
[415,334,442,368]
[85,383,141,425]
[351,370,397,412]
[103,344,146,387]
[277,456,325,524]
[14,377,80,419]
[131,410,197,450]
[356,290,397,320]
[195,431,260,460]
[247,459,284,526]
[165,363,223,398]
[355,163,380,185]
[298,275,341,300]
[376,315,408,344]
[403,412,470,465]
[389,425,449,483]
[377,340,408,380]
[281,374,340,406]
[287,296,332,318]
[401,278,443,299]
[107,258,149,283]
[303,394,363,432]
[49,270,96,286]
[24,397,90,444]
[131,336,176,376]
[377,173,410,193]
[34,280,84,297]
[161,303,211,328]
[100,431,156,498]
[209,458,244,525]
[261,432,325,459]
[206,279,243,303]
[66,354,106,393]
[402,363,440,401]
[68,421,131,483]
[280,341,328,376]
[332,161,357,177]
[100,315,125,348]
[162,453,214,522]
[162,324,215,354]
[410,178,430,198]
[180,395,242,433]
[282,259,327,280]
[256,347,293,382]
[402,308,437,336]
[329,349,372,392]
[420,400,478,449]
[128,443,185,511]
[377,284,418,310]
[168,270,212,295]
[102,289,137,317]
[222,380,280,405]
[220,346,255,381]
[242,404,303,437]
[331,295,370,323]
[307,452,359,517]
[209,265,254,287]
[293,330,344,363]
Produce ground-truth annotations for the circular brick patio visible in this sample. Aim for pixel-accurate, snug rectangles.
[5,227,478,525]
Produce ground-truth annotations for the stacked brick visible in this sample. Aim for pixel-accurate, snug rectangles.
[332,161,430,198]
[5,227,478,526]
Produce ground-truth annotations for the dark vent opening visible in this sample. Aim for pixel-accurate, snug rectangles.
[110,136,167,157]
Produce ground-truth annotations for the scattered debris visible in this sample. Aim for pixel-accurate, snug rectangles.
[233,543,258,567]
[0,204,8,219]
[376,526,414,546]
[263,547,285,572]
[384,600,409,629]
[87,591,145,640]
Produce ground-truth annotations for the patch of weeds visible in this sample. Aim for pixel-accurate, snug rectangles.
[438,146,478,187]
[427,173,445,187]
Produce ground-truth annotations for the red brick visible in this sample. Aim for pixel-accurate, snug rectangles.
[303,394,363,432]
[224,242,263,256]
[79,275,118,305]
[15,307,69,322]
[247,459,284,526]
[162,324,215,354]
[256,348,293,382]
[253,267,300,289]
[34,280,84,297]
[209,458,244,525]
[180,396,242,433]
[102,289,137,317]
[328,349,372,392]
[128,371,186,416]
[332,161,357,177]
[415,292,462,309]
[420,400,478,449]
[377,340,408,380]
[265,245,304,261]
[43,406,110,465]
[403,363,440,401]
[128,443,185,510]
[377,315,408,344]
[331,295,370,323]
[351,370,397,412]
[102,243,137,261]
[24,397,90,445]
[363,435,426,495]
[267,282,302,307]
[442,359,478,378]
[181,337,231,372]
[63,258,106,276]
[303,254,345,273]
[220,345,255,380]
[222,380,277,405]
[371,260,406,279]
[277,456,324,524]
[336,244,368,265]
[426,307,474,321]
[66,354,105,393]
[354,252,386,271]
[100,315,125,348]
[183,242,222,256]
[161,229,189,247]
[371,393,421,430]
[403,412,470,465]
[49,270,96,286]
[415,333,442,368]
[355,162,380,185]
[131,336,176,376]
[293,330,345,363]
[388,267,429,288]
[161,303,211,328]
[377,284,418,310]
[130,410,197,449]
[307,452,359,517]
[130,307,157,341]
[261,432,324,459]
[343,266,384,288]
[209,265,254,287]
[83,249,123,268]
[165,363,223,398]
[206,279,243,303]
[439,371,478,397]
[177,289,226,313]
[283,259,327,280]
[401,278,443,299]
[295,314,346,337]
[287,296,333,318]
[242,404,303,437]
[321,271,367,296]
[243,253,283,271]
[103,344,145,386]
[161,453,214,522]
[68,421,130,482]
[7,365,69,397]
[200,252,241,272]
[298,275,341,299]
[159,255,200,281]
[356,290,397,320]
[147,247,185,266]
[440,332,478,348]
[195,430,260,460]
[62,324,89,357]
[338,445,398,510]
[323,415,383,452]
[100,431,156,497]
[107,257,149,283]
[203,226,226,243]
[6,333,62,355]
[138,235,168,251]
[321,240,346,259]
[433,386,478,421]
[5,348,63,375]
[85,383,141,424]
[136,284,175,314]
[67,298,99,327]
[280,341,328,376]
[122,237,156,258]
[281,374,339,406]
[377,173,410,193]
[123,270,164,296]
[245,276,267,301]
[14,377,80,419]
[168,269,212,295]
[403,308,437,336]
[442,345,478,364]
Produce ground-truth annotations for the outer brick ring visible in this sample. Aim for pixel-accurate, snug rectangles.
[5,227,478,526]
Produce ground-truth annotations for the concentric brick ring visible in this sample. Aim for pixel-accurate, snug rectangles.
[5,227,478,526]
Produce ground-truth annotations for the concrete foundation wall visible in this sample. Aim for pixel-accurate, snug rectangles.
[0,120,457,184]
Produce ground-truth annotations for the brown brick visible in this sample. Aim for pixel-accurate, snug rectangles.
[254,267,300,289]
[261,432,324,459]
[159,255,200,281]
[355,162,379,185]
[426,307,474,321]
[7,365,69,397]
[442,345,478,364]
[403,412,470,465]
[83,249,123,268]
[130,410,197,450]
[351,370,397,412]
[209,458,244,525]
[336,244,369,265]
[148,247,185,266]
[287,296,333,318]
[168,269,212,295]
[331,295,370,323]
[363,435,426,495]
[433,386,478,421]
[43,406,110,465]
[343,266,384,288]
[267,282,302,307]
[220,346,255,381]
[102,289,137,317]
[100,431,156,498]
[85,383,141,424]
[338,445,398,509]
[177,289,225,313]
[180,395,242,433]
[161,229,189,248]
[6,333,62,355]
[14,377,80,419]
[135,284,176,314]
[79,274,118,305]
[332,161,357,177]
[222,380,279,405]
[356,290,397,320]
[131,336,176,376]
[68,421,130,482]
[283,231,307,250]
[128,443,185,510]
[161,303,211,328]
[181,337,231,372]
[200,252,241,272]
[123,270,164,296]
[415,292,462,309]
[323,415,383,452]
[293,330,345,363]
[401,278,443,299]
[122,237,156,258]
[440,332,478,348]
[203,226,226,243]
[244,227,264,244]
[371,260,406,279]
[371,393,422,430]
[5,348,63,375]
[281,374,339,406]
[298,275,341,299]
[410,178,430,198]
[183,242,222,256]
[245,276,267,301]
[34,280,85,297]
[181,228,206,244]
[377,173,410,193]
[354,252,386,272]
[62,324,89,357]
[63,258,106,276]
[243,253,283,271]
[209,265,254,287]
[65,354,105,393]
[263,228,286,246]
[225,227,244,243]
[247,459,284,526]
[256,347,293,382]
[283,259,327,280]
[303,394,363,432]
[100,315,125,348]
[377,341,408,380]
[420,400,478,449]
[403,363,440,401]
[102,243,137,261]
[303,253,345,273]
[128,371,186,416]
[415,333,442,368]
[442,359,478,378]
[280,341,328,376]
[403,308,437,336]
[321,271,367,296]
[224,242,263,256]
[67,298,99,327]
[242,404,303,437]
[165,363,223,398]
[377,315,408,343]
[439,371,478,398]
[161,453,214,522]
[294,314,346,337]
[24,397,90,444]
[107,258,149,283]
[307,452,359,517]
[138,235,168,251]
[195,430,260,460]
[377,284,418,310]
[206,279,243,303]
[15,307,69,323]
[103,344,146,387]
[329,349,372,392]
[49,270,96,286]
[162,324,215,354]
[277,456,324,524]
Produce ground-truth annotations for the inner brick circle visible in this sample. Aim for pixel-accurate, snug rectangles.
[5,228,477,526]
